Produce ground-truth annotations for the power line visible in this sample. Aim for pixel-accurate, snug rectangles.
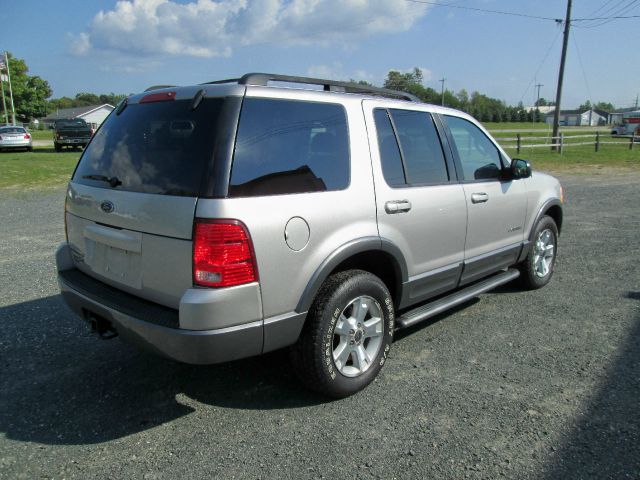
[519,29,562,105]
[403,0,639,27]
[403,0,561,22]
[574,14,640,20]
[584,0,618,18]
[571,30,594,124]
[574,0,639,27]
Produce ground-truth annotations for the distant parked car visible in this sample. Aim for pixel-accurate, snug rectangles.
[0,125,33,152]
[53,118,93,152]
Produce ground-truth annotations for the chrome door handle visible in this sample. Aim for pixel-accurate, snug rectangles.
[385,200,412,214]
[471,193,489,204]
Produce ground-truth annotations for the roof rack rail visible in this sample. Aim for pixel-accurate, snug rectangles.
[204,73,420,102]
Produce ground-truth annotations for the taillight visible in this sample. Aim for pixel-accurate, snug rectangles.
[193,219,258,288]
[24,133,31,140]
[90,128,95,136]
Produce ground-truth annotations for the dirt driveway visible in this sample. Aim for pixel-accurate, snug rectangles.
[0,171,638,479]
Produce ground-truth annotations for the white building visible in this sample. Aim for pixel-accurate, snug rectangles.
[544,109,610,126]
[40,104,114,129]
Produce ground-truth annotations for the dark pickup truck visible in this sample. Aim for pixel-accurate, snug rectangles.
[54,119,93,152]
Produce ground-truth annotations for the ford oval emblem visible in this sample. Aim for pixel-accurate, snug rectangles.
[100,200,115,213]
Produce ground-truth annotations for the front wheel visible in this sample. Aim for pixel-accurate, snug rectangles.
[290,270,395,398]
[520,215,558,289]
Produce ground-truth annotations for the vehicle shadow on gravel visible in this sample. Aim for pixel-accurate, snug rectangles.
[541,291,640,478]
[0,295,326,446]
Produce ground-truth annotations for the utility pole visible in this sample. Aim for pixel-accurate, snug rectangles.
[552,0,572,150]
[0,71,7,125]
[635,94,639,109]
[439,78,446,106]
[534,83,544,124]
[535,83,544,107]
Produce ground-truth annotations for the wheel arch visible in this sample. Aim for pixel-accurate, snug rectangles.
[295,237,408,314]
[529,199,563,242]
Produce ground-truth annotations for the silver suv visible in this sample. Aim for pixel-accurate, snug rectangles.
[56,73,563,398]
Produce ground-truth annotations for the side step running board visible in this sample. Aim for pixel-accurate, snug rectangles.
[396,268,520,329]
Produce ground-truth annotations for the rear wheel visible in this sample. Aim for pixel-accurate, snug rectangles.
[520,215,558,289]
[290,269,394,398]
[54,142,62,152]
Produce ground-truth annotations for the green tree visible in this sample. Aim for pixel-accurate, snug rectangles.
[578,100,592,111]
[383,68,439,104]
[74,92,100,106]
[2,53,52,121]
[348,79,374,87]
[456,89,469,108]
[593,101,615,111]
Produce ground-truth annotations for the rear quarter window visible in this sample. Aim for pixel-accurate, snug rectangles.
[229,98,350,197]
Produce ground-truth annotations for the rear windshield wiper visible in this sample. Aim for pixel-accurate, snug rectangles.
[82,174,122,188]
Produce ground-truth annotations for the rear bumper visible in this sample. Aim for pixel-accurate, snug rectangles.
[56,243,305,364]
[58,272,263,364]
[56,138,89,145]
[0,140,31,149]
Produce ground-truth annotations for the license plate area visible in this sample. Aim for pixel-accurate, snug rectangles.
[83,225,143,289]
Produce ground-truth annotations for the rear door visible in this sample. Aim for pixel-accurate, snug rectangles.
[363,101,467,308]
[65,91,239,308]
[440,114,528,285]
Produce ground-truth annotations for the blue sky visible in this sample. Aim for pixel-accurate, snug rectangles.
[2,0,638,109]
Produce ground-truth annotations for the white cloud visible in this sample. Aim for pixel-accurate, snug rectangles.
[306,63,343,79]
[307,63,375,82]
[71,0,430,58]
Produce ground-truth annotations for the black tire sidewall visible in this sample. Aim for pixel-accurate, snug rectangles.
[315,271,394,397]
[525,216,558,288]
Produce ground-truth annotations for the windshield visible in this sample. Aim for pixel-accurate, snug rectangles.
[73,98,224,196]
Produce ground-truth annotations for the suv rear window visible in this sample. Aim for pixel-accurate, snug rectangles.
[56,119,89,129]
[73,98,224,196]
[229,98,349,197]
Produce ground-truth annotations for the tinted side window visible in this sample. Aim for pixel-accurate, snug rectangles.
[445,115,502,181]
[373,109,405,186]
[229,98,349,197]
[389,109,449,185]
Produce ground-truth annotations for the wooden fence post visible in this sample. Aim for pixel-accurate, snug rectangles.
[517,133,521,154]
[559,132,564,154]
[595,131,600,152]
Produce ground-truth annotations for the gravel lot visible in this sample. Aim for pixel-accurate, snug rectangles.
[1,171,639,480]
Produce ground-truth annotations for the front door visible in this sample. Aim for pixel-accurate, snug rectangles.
[441,115,528,285]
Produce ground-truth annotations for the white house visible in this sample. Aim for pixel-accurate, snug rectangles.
[40,104,114,129]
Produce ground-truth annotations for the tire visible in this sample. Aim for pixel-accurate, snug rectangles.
[519,215,558,289]
[54,143,62,152]
[290,269,394,398]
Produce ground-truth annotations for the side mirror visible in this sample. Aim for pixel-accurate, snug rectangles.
[510,158,532,179]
